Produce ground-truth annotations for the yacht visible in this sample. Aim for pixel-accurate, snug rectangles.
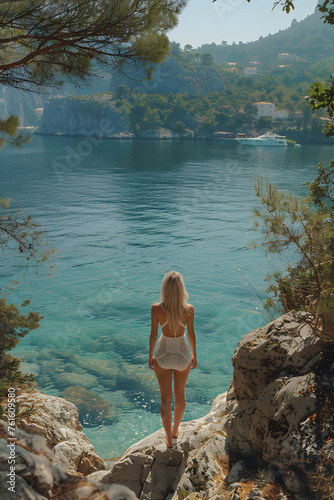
[236,132,287,147]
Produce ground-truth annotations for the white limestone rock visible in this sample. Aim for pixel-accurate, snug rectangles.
[100,393,227,500]
[225,312,333,492]
[14,390,105,475]
[0,420,138,500]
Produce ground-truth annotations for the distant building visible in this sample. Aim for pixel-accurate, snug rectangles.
[254,102,275,118]
[273,109,289,120]
[278,53,298,61]
[244,67,257,75]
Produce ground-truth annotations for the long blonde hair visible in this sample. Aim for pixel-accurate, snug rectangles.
[160,271,189,336]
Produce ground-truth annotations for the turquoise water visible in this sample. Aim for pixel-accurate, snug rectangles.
[1,136,333,460]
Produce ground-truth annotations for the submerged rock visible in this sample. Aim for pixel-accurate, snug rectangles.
[61,385,116,427]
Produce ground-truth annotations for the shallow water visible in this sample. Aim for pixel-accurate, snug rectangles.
[1,136,333,459]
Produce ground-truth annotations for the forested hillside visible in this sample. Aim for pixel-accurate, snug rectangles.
[195,9,334,65]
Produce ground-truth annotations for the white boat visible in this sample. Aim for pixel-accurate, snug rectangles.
[236,132,287,147]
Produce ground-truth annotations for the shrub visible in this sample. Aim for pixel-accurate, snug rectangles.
[252,161,334,348]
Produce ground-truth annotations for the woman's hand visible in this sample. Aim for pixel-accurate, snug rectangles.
[190,357,197,369]
[149,356,155,370]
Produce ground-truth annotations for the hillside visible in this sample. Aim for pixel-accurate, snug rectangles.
[109,56,225,95]
[196,9,334,65]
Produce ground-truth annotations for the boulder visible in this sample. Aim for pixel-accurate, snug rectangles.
[0,420,137,500]
[14,390,105,475]
[225,312,334,492]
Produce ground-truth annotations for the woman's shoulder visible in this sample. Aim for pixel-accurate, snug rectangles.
[185,303,194,315]
[151,303,162,312]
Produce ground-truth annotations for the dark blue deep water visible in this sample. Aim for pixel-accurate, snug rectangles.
[1,136,333,459]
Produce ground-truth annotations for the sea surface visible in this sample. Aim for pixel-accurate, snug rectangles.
[0,136,333,460]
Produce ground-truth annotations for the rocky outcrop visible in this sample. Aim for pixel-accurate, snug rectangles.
[97,393,228,499]
[92,312,333,499]
[1,312,331,499]
[0,420,137,500]
[224,311,334,495]
[109,57,225,95]
[37,94,133,138]
[94,393,286,500]
[14,390,105,476]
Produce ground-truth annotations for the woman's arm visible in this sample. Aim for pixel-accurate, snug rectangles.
[187,305,197,369]
[149,305,159,370]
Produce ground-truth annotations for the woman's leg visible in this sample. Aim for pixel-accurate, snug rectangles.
[172,364,191,438]
[154,362,173,447]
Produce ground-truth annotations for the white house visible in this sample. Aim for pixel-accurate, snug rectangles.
[254,102,275,118]
[244,67,257,75]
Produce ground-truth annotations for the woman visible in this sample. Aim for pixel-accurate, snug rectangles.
[149,270,197,448]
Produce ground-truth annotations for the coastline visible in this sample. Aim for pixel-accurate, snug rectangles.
[33,128,334,144]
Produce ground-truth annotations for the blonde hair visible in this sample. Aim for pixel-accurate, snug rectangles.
[160,271,189,336]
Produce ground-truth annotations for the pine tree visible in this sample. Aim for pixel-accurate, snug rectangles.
[252,162,334,346]
[0,0,186,91]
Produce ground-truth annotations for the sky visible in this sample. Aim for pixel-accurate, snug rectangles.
[168,0,319,48]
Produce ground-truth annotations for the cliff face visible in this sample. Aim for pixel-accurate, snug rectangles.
[109,57,225,95]
[37,94,132,138]
[225,312,333,496]
[0,86,43,126]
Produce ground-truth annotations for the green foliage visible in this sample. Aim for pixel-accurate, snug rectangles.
[254,469,275,488]
[0,286,42,405]
[318,0,334,25]
[170,121,186,134]
[0,198,54,269]
[257,116,273,130]
[115,85,132,101]
[0,116,31,150]
[200,53,214,67]
[252,162,334,345]
[0,0,186,91]
[308,78,334,136]
[198,11,334,66]
[246,1,333,24]
[142,106,162,129]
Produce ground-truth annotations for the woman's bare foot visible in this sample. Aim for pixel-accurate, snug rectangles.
[172,427,179,439]
[166,439,173,448]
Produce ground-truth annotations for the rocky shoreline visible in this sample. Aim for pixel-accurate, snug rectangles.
[1,312,333,499]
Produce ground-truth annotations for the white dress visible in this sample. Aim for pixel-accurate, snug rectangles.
[154,304,191,370]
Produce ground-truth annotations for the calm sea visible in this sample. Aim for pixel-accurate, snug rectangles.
[1,136,333,460]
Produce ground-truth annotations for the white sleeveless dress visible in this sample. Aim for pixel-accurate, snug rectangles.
[155,304,191,371]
